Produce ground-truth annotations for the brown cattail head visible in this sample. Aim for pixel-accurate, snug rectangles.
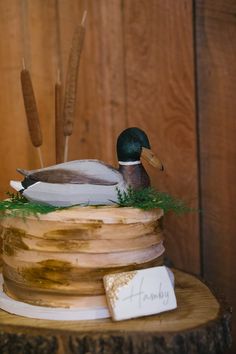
[63,23,86,137]
[21,69,42,147]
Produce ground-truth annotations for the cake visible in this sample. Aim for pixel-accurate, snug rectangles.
[1,16,168,318]
[0,127,165,314]
[0,206,164,309]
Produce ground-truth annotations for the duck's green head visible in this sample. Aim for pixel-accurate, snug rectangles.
[117,127,163,169]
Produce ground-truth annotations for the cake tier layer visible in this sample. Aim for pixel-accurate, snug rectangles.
[3,256,164,308]
[1,206,164,307]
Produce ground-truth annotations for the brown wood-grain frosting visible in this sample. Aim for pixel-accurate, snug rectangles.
[1,206,164,308]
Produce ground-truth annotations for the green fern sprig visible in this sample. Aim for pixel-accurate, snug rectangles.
[0,188,194,219]
[0,192,63,219]
[116,187,193,214]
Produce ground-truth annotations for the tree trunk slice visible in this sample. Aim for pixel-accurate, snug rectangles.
[0,269,231,354]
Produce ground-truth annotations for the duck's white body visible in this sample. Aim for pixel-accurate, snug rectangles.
[21,181,125,207]
[10,160,127,207]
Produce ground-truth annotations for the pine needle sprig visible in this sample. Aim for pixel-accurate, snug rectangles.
[116,187,193,214]
[0,192,63,219]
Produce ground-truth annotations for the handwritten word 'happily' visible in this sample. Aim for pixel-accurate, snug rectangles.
[122,277,170,308]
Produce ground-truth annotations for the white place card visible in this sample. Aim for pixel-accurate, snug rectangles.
[103,266,177,321]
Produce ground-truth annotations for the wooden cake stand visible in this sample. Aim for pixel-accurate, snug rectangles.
[0,269,231,354]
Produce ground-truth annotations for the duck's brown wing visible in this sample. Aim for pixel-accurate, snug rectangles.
[17,168,118,186]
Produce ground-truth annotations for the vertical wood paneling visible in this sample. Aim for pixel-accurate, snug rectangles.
[26,0,58,167]
[0,4,235,347]
[196,0,236,351]
[0,0,58,199]
[0,1,200,275]
[123,0,200,273]
[0,1,30,197]
[57,0,127,165]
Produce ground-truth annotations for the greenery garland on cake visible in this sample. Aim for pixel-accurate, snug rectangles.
[116,187,192,213]
[0,188,192,219]
[0,192,62,218]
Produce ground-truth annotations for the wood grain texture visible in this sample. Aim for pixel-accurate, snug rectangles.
[195,0,236,352]
[0,0,200,284]
[1,206,164,306]
[26,0,57,167]
[122,0,200,273]
[57,0,127,164]
[0,270,232,354]
[0,1,32,198]
[0,0,58,198]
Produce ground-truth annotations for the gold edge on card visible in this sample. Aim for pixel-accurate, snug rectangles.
[104,271,137,307]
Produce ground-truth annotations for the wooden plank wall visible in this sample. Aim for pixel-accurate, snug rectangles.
[195,0,236,352]
[0,0,200,275]
[0,0,235,349]
[122,0,200,274]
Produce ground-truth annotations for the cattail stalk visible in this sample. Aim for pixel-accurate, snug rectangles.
[37,147,44,168]
[21,60,44,167]
[63,11,87,162]
[55,70,64,163]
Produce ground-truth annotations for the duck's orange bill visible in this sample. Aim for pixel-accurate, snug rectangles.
[141,147,164,170]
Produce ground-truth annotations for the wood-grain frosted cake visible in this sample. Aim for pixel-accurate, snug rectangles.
[0,206,164,308]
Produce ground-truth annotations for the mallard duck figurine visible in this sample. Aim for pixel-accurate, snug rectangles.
[10,127,163,207]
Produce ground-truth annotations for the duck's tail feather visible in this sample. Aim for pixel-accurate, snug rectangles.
[10,180,24,192]
[17,168,31,177]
